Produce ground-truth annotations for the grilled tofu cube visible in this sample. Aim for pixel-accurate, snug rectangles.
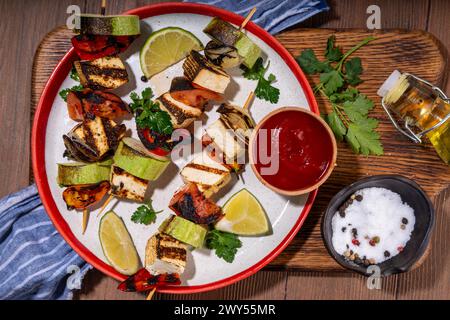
[156,93,203,129]
[180,149,231,198]
[74,55,128,90]
[145,233,187,275]
[205,119,245,165]
[183,51,230,94]
[63,115,126,162]
[110,165,148,202]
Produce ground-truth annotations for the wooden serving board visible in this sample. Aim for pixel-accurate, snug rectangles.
[32,27,449,272]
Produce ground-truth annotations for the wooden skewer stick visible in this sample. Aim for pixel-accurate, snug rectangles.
[82,209,89,235]
[101,0,107,16]
[97,193,114,217]
[243,91,255,110]
[146,287,157,300]
[240,7,257,30]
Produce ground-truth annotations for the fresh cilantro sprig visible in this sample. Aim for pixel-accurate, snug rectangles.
[70,67,80,82]
[241,58,280,104]
[59,67,83,102]
[129,88,173,135]
[59,85,84,102]
[131,200,162,225]
[297,36,383,156]
[206,230,242,263]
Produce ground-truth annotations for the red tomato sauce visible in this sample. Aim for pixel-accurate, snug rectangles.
[253,110,334,191]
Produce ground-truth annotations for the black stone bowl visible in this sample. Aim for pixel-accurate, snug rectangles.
[322,175,434,277]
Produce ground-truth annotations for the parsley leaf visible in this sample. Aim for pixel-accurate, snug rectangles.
[296,49,330,75]
[346,122,383,156]
[206,230,242,263]
[320,70,344,95]
[326,111,347,141]
[59,85,84,102]
[342,94,374,122]
[70,67,80,82]
[129,88,173,135]
[131,200,162,225]
[325,36,343,62]
[242,58,280,104]
[344,57,363,85]
[297,36,382,156]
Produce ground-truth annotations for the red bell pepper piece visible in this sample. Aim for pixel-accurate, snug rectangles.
[117,268,181,292]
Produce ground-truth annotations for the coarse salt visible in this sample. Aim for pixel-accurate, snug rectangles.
[331,187,415,264]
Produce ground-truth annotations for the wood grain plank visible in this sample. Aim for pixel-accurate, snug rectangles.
[162,271,287,300]
[298,0,430,29]
[0,0,84,198]
[286,271,398,299]
[395,0,450,300]
[271,29,447,270]
[27,0,450,300]
[396,189,450,299]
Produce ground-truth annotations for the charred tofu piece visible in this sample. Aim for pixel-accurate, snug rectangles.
[66,89,129,121]
[110,165,148,202]
[180,149,231,198]
[156,93,203,129]
[183,51,230,94]
[205,119,245,165]
[74,55,128,90]
[169,183,223,225]
[169,76,222,109]
[145,233,187,275]
[63,115,126,162]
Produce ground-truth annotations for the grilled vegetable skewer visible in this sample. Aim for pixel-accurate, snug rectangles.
[183,51,231,94]
[203,11,261,69]
[98,137,171,216]
[169,92,255,224]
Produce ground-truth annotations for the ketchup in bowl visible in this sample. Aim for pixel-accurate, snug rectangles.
[250,107,337,196]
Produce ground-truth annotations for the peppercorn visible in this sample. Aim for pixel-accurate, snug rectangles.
[339,207,346,218]
[351,228,358,237]
[402,217,408,225]
[342,227,346,232]
[355,195,363,202]
[384,251,390,258]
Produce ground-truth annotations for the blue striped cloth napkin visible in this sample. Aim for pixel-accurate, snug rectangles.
[185,0,329,34]
[0,0,328,300]
[0,185,91,300]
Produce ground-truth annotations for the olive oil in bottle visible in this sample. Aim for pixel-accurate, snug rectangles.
[378,70,450,164]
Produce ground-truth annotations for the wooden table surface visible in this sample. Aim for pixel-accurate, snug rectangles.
[1,0,449,300]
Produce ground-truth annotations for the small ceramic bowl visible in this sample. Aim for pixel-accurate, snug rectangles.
[322,175,434,276]
[249,107,337,196]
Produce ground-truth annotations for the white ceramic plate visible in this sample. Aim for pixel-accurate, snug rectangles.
[33,3,318,293]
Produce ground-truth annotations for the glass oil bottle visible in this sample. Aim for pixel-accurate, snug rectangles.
[378,70,450,164]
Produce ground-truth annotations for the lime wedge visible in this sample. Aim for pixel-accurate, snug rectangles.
[140,27,203,78]
[215,189,269,236]
[99,211,140,275]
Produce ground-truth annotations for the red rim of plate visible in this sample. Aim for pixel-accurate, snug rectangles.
[32,2,319,294]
